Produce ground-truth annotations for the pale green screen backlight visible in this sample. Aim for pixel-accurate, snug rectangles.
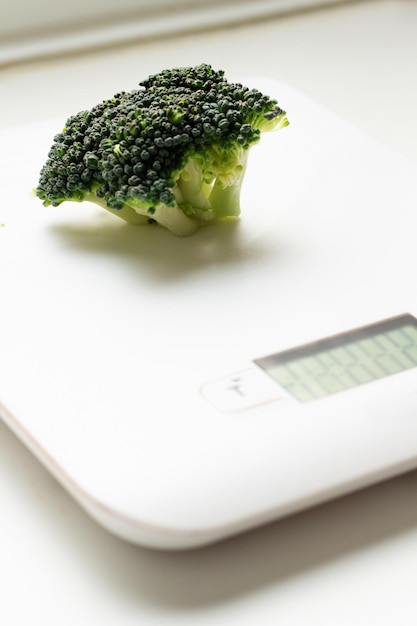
[255,315,417,403]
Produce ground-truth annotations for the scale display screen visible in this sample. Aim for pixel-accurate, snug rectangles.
[255,314,417,403]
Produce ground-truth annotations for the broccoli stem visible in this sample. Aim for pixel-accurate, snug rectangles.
[83,193,149,225]
[150,203,199,236]
[174,158,212,210]
[87,191,198,235]
[208,180,242,219]
[104,204,149,225]
[209,153,248,219]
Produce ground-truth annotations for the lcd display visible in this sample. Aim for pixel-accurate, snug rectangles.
[254,314,417,403]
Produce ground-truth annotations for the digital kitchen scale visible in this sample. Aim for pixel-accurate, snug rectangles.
[1,79,417,549]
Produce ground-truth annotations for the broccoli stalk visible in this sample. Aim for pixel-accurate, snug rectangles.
[36,64,288,236]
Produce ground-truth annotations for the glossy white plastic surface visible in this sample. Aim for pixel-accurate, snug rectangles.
[1,79,417,549]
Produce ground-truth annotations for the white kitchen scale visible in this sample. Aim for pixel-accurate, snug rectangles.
[1,78,417,550]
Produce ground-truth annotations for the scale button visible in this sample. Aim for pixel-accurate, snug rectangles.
[201,367,284,412]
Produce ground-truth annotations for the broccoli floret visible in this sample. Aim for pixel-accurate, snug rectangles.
[36,64,288,236]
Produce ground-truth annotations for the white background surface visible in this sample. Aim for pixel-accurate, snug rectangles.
[1,1,417,624]
[0,0,344,39]
[0,1,350,63]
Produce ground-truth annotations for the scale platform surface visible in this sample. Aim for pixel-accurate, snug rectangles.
[1,79,417,549]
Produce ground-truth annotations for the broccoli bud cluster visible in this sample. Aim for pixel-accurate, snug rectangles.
[36,64,288,235]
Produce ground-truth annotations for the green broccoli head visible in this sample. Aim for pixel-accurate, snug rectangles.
[36,64,288,236]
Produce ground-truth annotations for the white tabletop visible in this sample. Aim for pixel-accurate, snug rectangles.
[1,1,417,623]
